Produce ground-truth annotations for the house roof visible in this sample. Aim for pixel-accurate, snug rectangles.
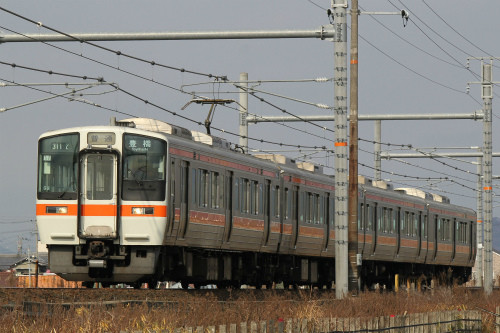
[0,253,48,271]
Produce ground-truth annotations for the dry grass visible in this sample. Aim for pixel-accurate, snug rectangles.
[0,287,497,332]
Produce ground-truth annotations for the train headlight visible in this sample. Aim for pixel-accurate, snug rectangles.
[131,207,154,215]
[46,206,68,214]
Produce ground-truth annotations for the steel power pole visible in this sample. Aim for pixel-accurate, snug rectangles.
[481,60,493,294]
[477,156,483,287]
[348,0,360,293]
[332,0,349,299]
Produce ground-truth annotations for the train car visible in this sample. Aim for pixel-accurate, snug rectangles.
[36,117,476,289]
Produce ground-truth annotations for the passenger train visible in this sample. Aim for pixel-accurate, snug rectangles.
[36,117,476,289]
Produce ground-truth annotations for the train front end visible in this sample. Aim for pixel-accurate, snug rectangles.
[36,126,168,286]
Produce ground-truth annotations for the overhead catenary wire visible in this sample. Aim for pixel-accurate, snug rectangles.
[0,57,338,153]
[0,7,228,81]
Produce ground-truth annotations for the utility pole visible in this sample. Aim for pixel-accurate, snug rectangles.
[332,0,349,299]
[476,156,483,287]
[481,60,493,294]
[348,0,360,293]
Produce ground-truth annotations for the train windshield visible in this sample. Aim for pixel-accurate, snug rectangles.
[38,133,79,200]
[122,134,166,201]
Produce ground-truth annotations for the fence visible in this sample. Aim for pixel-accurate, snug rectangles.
[117,310,482,333]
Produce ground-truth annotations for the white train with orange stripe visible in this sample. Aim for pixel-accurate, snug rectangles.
[36,118,476,289]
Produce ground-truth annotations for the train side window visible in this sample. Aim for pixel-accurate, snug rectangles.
[387,208,392,233]
[304,192,311,223]
[457,221,468,244]
[423,215,427,238]
[438,218,442,241]
[285,187,291,220]
[393,209,398,234]
[249,180,260,215]
[191,168,197,205]
[401,211,406,235]
[257,182,263,215]
[330,197,335,228]
[234,177,239,212]
[199,169,210,208]
[272,185,280,218]
[413,213,418,237]
[366,205,372,231]
[382,207,388,233]
[299,191,304,223]
[358,203,363,231]
[241,178,250,214]
[444,219,450,241]
[319,195,325,225]
[358,203,363,230]
[210,171,220,209]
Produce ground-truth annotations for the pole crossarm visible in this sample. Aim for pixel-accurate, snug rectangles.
[0,27,335,43]
[381,152,500,159]
[247,112,484,123]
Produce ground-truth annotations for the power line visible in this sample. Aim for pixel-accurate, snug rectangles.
[358,4,463,69]
[0,7,227,81]
[421,0,495,58]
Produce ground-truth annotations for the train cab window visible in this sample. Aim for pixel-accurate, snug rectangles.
[122,134,166,201]
[38,133,79,200]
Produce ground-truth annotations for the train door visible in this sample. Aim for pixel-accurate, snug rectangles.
[79,152,118,239]
[167,158,176,235]
[177,160,189,239]
[223,171,233,243]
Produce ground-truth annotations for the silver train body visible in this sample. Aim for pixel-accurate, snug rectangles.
[36,118,476,288]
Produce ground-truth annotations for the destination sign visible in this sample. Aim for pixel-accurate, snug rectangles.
[124,134,164,154]
[88,132,116,145]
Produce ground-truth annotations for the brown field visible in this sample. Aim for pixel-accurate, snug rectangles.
[0,287,498,333]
